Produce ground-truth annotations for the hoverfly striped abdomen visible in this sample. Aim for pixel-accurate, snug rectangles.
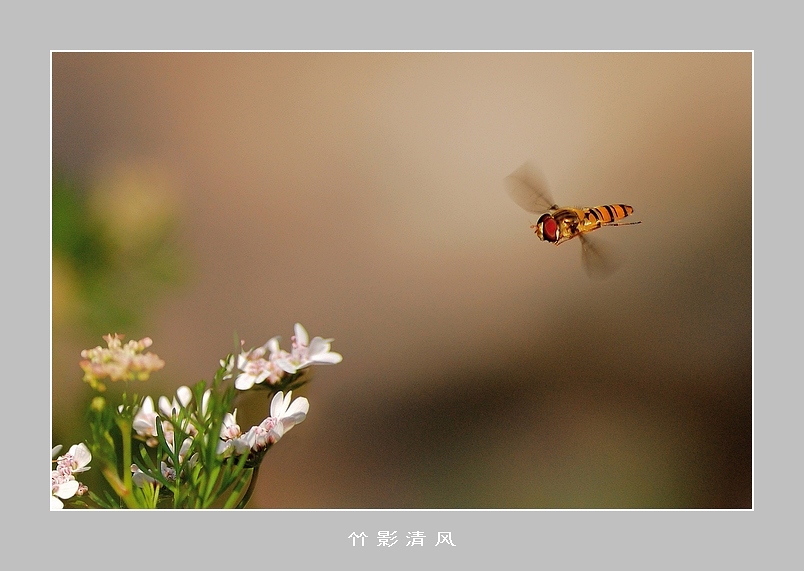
[578,204,635,235]
[585,204,634,226]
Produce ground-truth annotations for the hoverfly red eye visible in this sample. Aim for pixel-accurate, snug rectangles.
[538,214,558,242]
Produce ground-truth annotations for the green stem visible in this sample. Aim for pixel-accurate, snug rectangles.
[112,416,141,508]
[101,464,140,509]
[233,466,259,509]
[118,417,134,492]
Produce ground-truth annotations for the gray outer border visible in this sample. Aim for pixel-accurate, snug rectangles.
[19,0,781,567]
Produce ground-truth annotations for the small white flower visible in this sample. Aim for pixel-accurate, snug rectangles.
[217,410,243,456]
[51,443,91,509]
[231,433,255,455]
[234,352,271,390]
[269,390,309,436]
[131,461,176,487]
[224,392,310,456]
[220,410,241,440]
[244,423,278,450]
[65,444,92,474]
[158,385,193,417]
[277,323,342,374]
[234,338,287,390]
[132,396,159,443]
[247,391,309,449]
[131,464,156,487]
[160,385,198,437]
[51,478,80,510]
[134,387,197,448]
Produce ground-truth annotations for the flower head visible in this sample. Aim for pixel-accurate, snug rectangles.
[217,391,309,464]
[131,461,177,487]
[158,385,193,418]
[132,396,159,445]
[234,325,341,390]
[217,410,244,456]
[132,386,197,447]
[276,323,342,374]
[269,390,309,435]
[234,337,289,390]
[51,443,92,510]
[79,334,165,391]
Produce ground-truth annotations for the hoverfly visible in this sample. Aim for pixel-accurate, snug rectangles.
[504,162,641,278]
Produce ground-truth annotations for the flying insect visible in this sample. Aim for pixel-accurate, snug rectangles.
[505,162,641,278]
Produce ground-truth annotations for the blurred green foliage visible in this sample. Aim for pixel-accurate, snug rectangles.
[52,168,187,334]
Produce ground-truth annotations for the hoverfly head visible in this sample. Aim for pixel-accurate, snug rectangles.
[533,213,559,243]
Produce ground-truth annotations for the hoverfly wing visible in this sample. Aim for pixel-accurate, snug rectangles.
[579,234,621,280]
[504,162,557,214]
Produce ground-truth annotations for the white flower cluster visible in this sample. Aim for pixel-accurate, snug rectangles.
[51,444,92,510]
[130,388,195,487]
[56,323,340,505]
[217,390,309,458]
[128,384,309,487]
[234,323,342,390]
[131,385,199,448]
[79,334,165,390]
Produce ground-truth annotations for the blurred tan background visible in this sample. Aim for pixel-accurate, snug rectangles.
[52,52,752,508]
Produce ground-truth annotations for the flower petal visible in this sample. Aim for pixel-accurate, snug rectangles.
[68,443,92,471]
[270,391,287,418]
[286,396,309,418]
[234,374,255,390]
[54,479,79,500]
[294,323,309,346]
[175,386,193,407]
[317,351,342,364]
[275,358,297,374]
